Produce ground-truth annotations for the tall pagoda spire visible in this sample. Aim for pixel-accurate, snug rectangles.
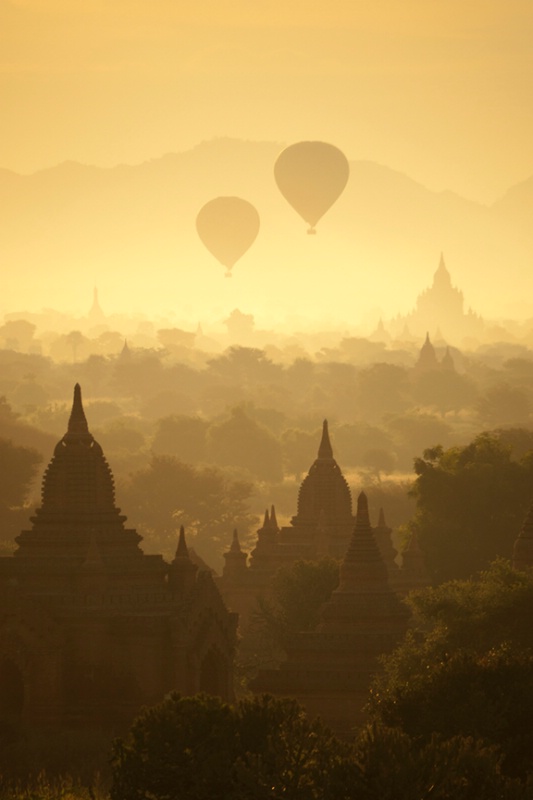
[169,526,198,591]
[415,332,439,371]
[292,420,353,526]
[223,529,248,580]
[318,420,333,459]
[66,383,90,437]
[36,384,117,515]
[175,525,189,559]
[433,252,452,289]
[338,492,389,591]
[88,285,105,323]
[14,384,144,561]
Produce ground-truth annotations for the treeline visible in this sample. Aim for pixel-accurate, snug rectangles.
[2,336,533,569]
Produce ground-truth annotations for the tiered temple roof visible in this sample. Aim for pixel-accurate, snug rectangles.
[0,385,237,728]
[251,492,409,734]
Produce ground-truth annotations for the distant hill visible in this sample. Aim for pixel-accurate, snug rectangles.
[0,138,531,323]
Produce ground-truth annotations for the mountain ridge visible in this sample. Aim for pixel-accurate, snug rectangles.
[0,138,531,322]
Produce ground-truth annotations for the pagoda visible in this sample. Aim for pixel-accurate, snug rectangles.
[0,385,237,730]
[250,493,409,734]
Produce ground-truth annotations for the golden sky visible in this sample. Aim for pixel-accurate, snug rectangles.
[2,0,533,201]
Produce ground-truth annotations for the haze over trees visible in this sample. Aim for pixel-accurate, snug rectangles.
[3,322,533,570]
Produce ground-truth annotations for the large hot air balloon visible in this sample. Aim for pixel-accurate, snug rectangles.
[274,141,349,234]
[196,196,260,277]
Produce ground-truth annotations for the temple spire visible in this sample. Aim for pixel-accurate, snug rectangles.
[175,525,189,559]
[270,505,278,530]
[318,419,333,459]
[230,529,242,553]
[433,253,452,289]
[67,384,89,436]
[338,491,388,591]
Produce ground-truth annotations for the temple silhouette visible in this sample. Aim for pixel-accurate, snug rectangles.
[9,391,533,736]
[218,422,428,731]
[389,253,484,342]
[250,492,409,733]
[0,385,236,730]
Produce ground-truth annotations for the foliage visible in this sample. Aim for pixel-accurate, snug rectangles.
[206,407,283,482]
[351,723,529,800]
[0,438,42,509]
[0,437,41,542]
[110,692,351,800]
[356,363,410,421]
[152,414,209,462]
[385,411,454,471]
[368,561,533,779]
[110,691,529,800]
[280,426,320,478]
[250,558,339,653]
[404,432,533,581]
[0,774,105,800]
[119,455,257,567]
[0,727,113,795]
[477,382,531,425]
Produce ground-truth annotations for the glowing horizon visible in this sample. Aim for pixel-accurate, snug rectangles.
[1,1,532,327]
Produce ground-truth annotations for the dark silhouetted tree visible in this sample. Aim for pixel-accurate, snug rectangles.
[368,560,533,780]
[206,407,283,482]
[119,455,256,567]
[477,382,531,425]
[110,692,352,800]
[251,558,339,652]
[0,437,42,546]
[405,433,533,581]
[152,415,209,463]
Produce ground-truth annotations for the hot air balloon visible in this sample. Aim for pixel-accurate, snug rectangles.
[274,141,349,234]
[196,196,260,277]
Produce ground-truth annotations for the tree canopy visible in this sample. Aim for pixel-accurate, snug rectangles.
[404,431,533,582]
[252,557,340,651]
[110,692,351,800]
[110,690,528,800]
[368,560,533,780]
[0,436,42,546]
[119,455,257,568]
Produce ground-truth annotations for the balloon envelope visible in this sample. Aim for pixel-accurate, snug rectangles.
[274,141,349,233]
[196,196,260,276]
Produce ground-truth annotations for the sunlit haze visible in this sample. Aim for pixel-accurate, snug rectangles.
[1,0,532,327]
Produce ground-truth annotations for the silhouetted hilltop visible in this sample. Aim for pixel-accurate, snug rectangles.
[492,175,533,224]
[0,138,531,319]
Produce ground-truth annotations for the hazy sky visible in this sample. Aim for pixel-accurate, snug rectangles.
[2,0,533,202]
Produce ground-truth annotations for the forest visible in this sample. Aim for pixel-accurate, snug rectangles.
[2,317,533,797]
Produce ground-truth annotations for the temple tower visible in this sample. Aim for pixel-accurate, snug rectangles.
[251,493,409,735]
[0,386,237,729]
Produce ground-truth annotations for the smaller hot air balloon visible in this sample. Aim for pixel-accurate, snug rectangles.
[274,141,349,234]
[196,196,260,277]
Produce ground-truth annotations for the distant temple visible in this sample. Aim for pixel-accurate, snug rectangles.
[390,254,484,343]
[219,421,427,621]
[87,286,106,326]
[249,493,409,733]
[219,421,357,628]
[219,422,428,732]
[0,386,236,731]
[414,332,456,372]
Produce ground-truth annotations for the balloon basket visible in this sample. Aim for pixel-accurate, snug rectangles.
[307,227,317,235]
[225,270,232,278]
